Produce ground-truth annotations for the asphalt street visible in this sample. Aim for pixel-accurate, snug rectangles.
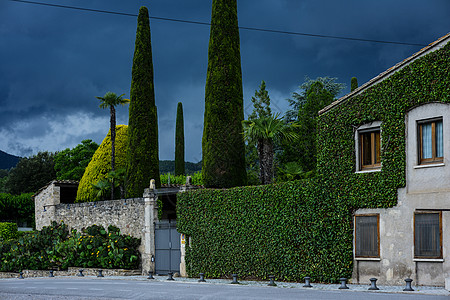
[0,277,448,300]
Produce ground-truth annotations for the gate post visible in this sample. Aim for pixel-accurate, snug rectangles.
[142,180,159,275]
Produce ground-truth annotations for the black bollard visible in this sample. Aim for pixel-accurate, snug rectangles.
[403,278,414,291]
[147,271,154,279]
[198,273,206,282]
[339,278,349,289]
[230,274,239,284]
[167,272,174,281]
[368,278,379,290]
[303,276,312,288]
[268,275,277,287]
[77,269,84,277]
[49,270,54,278]
[18,272,24,279]
[97,269,104,277]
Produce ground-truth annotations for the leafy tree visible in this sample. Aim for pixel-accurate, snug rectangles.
[351,77,358,92]
[280,81,340,172]
[245,81,272,185]
[242,114,298,185]
[91,179,110,201]
[285,76,345,122]
[202,0,247,188]
[126,6,161,197]
[0,193,34,226]
[96,92,129,200]
[54,140,99,181]
[175,102,185,176]
[6,151,56,195]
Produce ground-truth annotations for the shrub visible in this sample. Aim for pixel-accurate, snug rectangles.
[0,221,140,272]
[76,125,128,202]
[0,222,18,240]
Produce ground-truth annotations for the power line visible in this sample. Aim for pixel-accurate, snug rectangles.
[7,0,428,47]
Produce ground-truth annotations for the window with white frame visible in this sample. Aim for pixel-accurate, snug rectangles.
[355,122,382,172]
[418,118,443,165]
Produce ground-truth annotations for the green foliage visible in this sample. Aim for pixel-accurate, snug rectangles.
[6,151,56,195]
[175,102,185,176]
[0,193,34,227]
[160,172,203,186]
[127,6,161,197]
[76,126,128,202]
[279,81,339,173]
[0,222,18,240]
[177,179,353,282]
[178,37,450,283]
[0,221,140,272]
[285,76,345,122]
[202,0,247,188]
[350,77,358,92]
[54,140,99,181]
[248,81,272,121]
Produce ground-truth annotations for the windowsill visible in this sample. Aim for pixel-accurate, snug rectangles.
[414,163,445,169]
[355,168,382,174]
[413,258,444,262]
[355,257,381,261]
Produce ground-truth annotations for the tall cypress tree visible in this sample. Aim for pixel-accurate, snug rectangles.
[351,77,358,92]
[126,6,160,197]
[202,0,247,188]
[175,102,185,176]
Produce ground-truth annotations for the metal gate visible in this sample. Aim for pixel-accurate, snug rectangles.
[155,219,181,275]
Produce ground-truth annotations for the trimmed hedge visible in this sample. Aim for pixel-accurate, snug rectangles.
[76,125,128,202]
[0,222,18,240]
[177,40,450,282]
[177,180,353,282]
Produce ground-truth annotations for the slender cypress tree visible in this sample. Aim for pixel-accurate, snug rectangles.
[175,102,185,176]
[351,77,358,92]
[126,6,160,197]
[202,0,247,188]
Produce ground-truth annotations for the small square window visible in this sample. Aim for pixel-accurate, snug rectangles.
[414,212,442,258]
[355,214,379,258]
[359,129,381,170]
[418,118,443,164]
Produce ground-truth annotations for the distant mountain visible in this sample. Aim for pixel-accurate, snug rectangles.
[0,150,21,170]
[159,160,202,175]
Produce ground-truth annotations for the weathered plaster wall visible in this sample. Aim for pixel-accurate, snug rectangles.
[353,103,450,286]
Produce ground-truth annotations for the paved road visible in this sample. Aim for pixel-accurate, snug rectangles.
[0,277,448,300]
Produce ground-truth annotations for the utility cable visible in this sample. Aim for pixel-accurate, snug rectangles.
[7,0,428,47]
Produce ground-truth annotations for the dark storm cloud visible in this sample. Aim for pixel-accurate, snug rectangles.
[1,0,450,162]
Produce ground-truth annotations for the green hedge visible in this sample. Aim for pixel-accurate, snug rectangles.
[0,222,18,240]
[0,193,34,227]
[177,180,353,282]
[177,40,450,282]
[76,125,128,202]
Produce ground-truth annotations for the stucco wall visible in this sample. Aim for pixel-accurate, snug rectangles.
[353,103,450,286]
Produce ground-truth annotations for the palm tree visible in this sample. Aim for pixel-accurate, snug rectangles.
[242,114,298,185]
[96,92,129,200]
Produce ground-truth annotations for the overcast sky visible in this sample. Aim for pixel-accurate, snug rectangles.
[1,0,449,162]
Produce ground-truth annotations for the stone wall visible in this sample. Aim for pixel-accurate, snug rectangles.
[55,198,145,241]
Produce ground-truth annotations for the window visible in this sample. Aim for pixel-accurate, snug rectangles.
[414,212,442,258]
[418,118,443,164]
[355,214,379,257]
[359,129,381,170]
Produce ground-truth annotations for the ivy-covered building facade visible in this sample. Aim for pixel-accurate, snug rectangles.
[319,33,450,287]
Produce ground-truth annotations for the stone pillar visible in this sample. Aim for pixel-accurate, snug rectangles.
[142,184,159,275]
[178,176,192,277]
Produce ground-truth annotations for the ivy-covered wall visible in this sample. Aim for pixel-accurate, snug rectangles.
[177,38,450,282]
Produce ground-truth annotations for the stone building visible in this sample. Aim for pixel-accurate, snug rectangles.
[319,33,450,287]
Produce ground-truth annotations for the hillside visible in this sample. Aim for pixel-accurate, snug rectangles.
[159,160,201,175]
[0,150,20,170]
